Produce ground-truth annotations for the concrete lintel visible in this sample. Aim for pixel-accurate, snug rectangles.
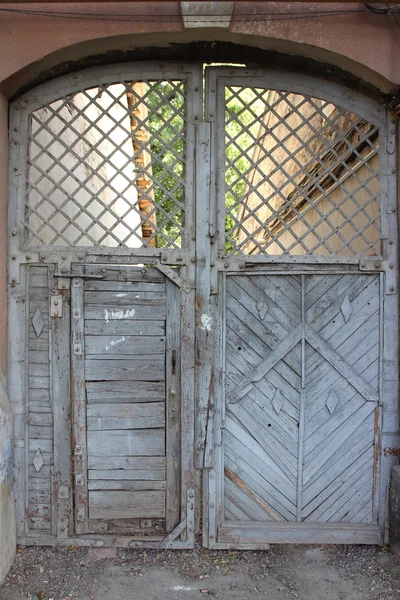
[181,2,234,29]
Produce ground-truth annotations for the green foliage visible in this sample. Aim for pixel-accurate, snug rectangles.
[144,81,268,252]
[146,81,185,248]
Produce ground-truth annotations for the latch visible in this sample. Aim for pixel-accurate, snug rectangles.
[50,295,63,317]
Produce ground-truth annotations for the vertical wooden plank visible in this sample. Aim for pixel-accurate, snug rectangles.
[297,275,306,522]
[51,270,72,538]
[8,265,28,537]
[195,122,213,469]
[71,268,88,534]
[165,278,181,532]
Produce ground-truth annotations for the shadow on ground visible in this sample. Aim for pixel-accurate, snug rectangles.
[1,542,400,600]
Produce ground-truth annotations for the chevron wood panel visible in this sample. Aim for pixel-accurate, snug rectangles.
[223,274,380,529]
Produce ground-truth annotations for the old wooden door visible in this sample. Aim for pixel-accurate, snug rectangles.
[201,68,399,547]
[9,63,200,548]
[7,63,399,548]
[71,265,181,537]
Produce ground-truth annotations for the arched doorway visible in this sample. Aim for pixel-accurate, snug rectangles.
[8,62,398,548]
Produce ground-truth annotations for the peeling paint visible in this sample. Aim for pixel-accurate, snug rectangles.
[200,314,212,331]
[104,308,135,322]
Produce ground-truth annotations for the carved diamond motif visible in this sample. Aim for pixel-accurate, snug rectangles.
[340,295,353,323]
[272,388,285,415]
[32,308,45,337]
[33,448,44,473]
[256,291,269,321]
[326,389,340,415]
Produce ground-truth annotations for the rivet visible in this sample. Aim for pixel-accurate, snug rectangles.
[61,255,67,260]
[210,286,214,293]
[61,283,66,289]
[210,262,215,267]
[12,256,16,260]
[194,87,199,92]
[11,229,17,236]
[392,169,397,175]
[392,208,396,213]
[54,311,59,317]
[13,166,18,172]
[54,300,59,306]
[191,258,196,263]
[141,269,147,274]
[224,263,229,268]
[210,113,214,118]
[194,116,198,120]
[375,262,380,269]
[210,534,214,539]
[26,254,31,260]
[389,286,395,292]
[239,264,245,270]
[40,254,46,260]
[13,126,19,132]
[389,264,394,269]
[101,268,106,273]
[389,240,394,245]
[78,255,84,260]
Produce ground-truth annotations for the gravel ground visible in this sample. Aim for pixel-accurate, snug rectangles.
[1,542,400,600]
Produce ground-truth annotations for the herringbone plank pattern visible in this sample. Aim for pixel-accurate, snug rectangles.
[224,274,379,526]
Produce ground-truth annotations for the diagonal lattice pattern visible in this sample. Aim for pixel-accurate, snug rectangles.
[25,80,186,249]
[224,87,381,257]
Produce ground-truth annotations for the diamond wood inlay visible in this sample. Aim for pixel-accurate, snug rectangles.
[32,308,45,337]
[33,448,45,473]
[340,295,353,323]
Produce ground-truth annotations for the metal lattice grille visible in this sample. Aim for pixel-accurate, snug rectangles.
[224,87,381,257]
[25,80,186,249]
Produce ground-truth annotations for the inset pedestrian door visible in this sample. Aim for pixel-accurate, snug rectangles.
[71,265,182,537]
[8,63,398,549]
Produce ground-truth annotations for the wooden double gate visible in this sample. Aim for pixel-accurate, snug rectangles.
[8,63,399,548]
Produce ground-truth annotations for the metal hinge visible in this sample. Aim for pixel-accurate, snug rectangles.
[50,295,63,317]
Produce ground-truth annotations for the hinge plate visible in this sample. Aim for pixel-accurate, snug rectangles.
[50,295,63,317]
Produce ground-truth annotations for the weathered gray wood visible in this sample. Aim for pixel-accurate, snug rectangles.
[85,335,166,356]
[88,456,166,470]
[29,413,52,426]
[51,274,72,539]
[88,469,165,481]
[195,122,213,469]
[165,278,181,532]
[85,319,165,336]
[86,381,165,404]
[84,303,166,321]
[89,491,166,520]
[218,522,381,544]
[71,273,89,534]
[85,291,166,304]
[85,280,166,293]
[88,480,166,491]
[85,359,165,382]
[86,402,165,430]
[84,266,165,283]
[87,429,165,457]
